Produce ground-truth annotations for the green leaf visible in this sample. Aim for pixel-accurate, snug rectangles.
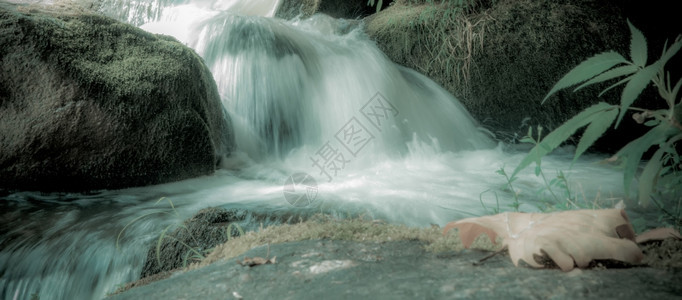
[542,52,628,104]
[628,19,648,67]
[658,36,682,67]
[574,106,619,162]
[512,102,616,178]
[615,63,660,128]
[616,123,675,193]
[644,119,661,127]
[573,64,639,92]
[519,137,535,144]
[638,146,665,206]
[598,75,632,97]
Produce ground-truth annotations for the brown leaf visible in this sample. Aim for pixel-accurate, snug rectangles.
[635,228,682,244]
[237,256,277,267]
[443,209,644,271]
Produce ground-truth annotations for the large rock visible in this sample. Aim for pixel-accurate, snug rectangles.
[367,0,679,151]
[110,216,681,299]
[275,0,389,20]
[0,2,234,192]
[110,238,682,299]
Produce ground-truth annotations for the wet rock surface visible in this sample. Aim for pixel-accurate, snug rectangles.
[110,239,682,299]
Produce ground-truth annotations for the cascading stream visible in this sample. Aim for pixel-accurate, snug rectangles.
[1,1,629,299]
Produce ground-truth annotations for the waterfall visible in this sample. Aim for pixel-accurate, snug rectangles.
[1,1,628,299]
[132,0,495,160]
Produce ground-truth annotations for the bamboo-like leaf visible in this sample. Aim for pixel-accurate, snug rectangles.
[573,65,639,92]
[637,146,665,206]
[615,63,660,128]
[574,107,619,162]
[658,36,682,67]
[542,52,628,104]
[598,76,632,97]
[512,102,615,178]
[616,123,674,193]
[628,19,648,67]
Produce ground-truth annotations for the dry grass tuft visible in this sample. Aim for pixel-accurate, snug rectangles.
[192,215,501,269]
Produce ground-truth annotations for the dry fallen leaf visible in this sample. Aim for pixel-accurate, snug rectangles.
[237,256,277,267]
[443,209,644,271]
[635,227,682,244]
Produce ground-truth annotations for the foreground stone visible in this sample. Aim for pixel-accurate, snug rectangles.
[0,2,234,191]
[110,239,681,299]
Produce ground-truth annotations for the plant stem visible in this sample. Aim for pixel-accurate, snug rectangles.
[538,168,560,204]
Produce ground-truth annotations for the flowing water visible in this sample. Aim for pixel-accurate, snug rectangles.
[0,0,645,299]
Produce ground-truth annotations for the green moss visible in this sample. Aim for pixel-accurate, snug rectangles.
[195,215,500,268]
[3,7,214,120]
[276,0,320,19]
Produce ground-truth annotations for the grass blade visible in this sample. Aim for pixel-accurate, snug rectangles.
[116,211,170,250]
[156,224,173,267]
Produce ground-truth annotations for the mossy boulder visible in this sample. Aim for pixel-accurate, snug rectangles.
[140,207,246,278]
[276,0,320,19]
[276,0,388,20]
[366,0,654,150]
[0,3,234,192]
